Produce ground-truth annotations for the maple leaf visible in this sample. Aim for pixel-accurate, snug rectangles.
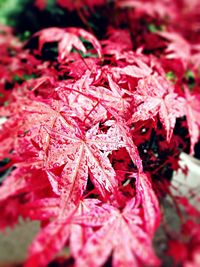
[0,165,49,203]
[57,0,106,11]
[56,72,131,125]
[0,117,20,159]
[191,44,200,69]
[74,198,160,267]
[27,76,55,99]
[55,71,109,125]
[0,198,22,229]
[84,74,132,117]
[111,57,152,78]
[67,58,99,79]
[21,198,60,221]
[22,197,74,267]
[25,217,71,267]
[167,240,188,266]
[23,198,100,267]
[157,31,191,68]
[34,27,102,62]
[99,120,143,172]
[67,28,102,57]
[16,98,81,156]
[117,0,177,19]
[102,28,132,59]
[0,96,80,162]
[167,217,200,267]
[183,87,200,154]
[44,122,123,202]
[135,172,161,236]
[128,73,185,141]
[35,0,47,10]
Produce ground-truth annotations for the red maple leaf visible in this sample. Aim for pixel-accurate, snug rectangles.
[157,31,191,68]
[135,172,161,236]
[23,198,100,267]
[35,0,47,10]
[57,0,106,11]
[128,73,185,141]
[34,27,102,62]
[117,0,177,19]
[0,165,50,203]
[74,196,160,267]
[43,121,129,202]
[183,86,200,154]
[101,28,132,59]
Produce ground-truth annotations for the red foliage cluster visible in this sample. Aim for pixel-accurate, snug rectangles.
[0,1,200,266]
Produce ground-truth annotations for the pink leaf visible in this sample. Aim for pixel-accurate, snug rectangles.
[25,219,70,267]
[128,74,185,141]
[136,172,161,236]
[75,199,160,267]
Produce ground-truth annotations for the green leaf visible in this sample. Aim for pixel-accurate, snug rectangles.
[147,23,165,33]
[13,73,37,83]
[3,101,9,107]
[23,73,37,80]
[166,71,176,81]
[18,30,31,42]
[79,51,98,58]
[148,24,158,33]
[71,48,98,58]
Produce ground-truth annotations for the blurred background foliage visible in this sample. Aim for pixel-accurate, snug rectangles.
[0,0,109,40]
[0,0,61,31]
[0,0,30,26]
